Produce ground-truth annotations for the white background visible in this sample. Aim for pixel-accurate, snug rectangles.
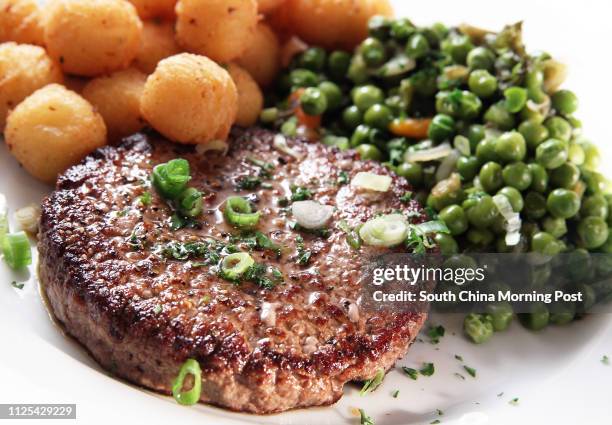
[1,1,611,424]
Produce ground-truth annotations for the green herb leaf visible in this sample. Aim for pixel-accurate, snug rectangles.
[454,354,463,361]
[400,191,413,203]
[359,368,385,396]
[402,366,418,380]
[420,362,435,377]
[139,191,152,206]
[454,372,465,380]
[235,175,262,190]
[392,390,399,398]
[508,397,519,406]
[359,409,375,425]
[153,304,162,314]
[430,420,441,424]
[427,325,445,344]
[11,281,24,290]
[602,355,610,365]
[290,185,313,202]
[337,171,350,185]
[463,365,477,378]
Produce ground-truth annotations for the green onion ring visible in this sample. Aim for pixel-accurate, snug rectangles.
[172,359,202,406]
[220,252,255,280]
[224,197,261,229]
[177,188,203,218]
[359,214,409,248]
[1,231,32,269]
[152,159,191,199]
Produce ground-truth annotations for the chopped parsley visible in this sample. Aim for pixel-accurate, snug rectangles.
[337,220,362,250]
[392,390,399,398]
[430,420,441,424]
[233,231,282,257]
[295,235,312,266]
[139,191,152,206]
[290,185,312,202]
[359,409,374,425]
[497,392,504,397]
[160,239,234,265]
[11,281,24,290]
[436,409,444,416]
[359,369,385,396]
[246,157,275,178]
[602,355,610,365]
[290,221,331,238]
[242,263,283,289]
[508,397,519,406]
[170,213,200,231]
[463,365,477,378]
[454,354,463,361]
[127,222,146,251]
[402,367,418,380]
[427,325,445,344]
[235,175,262,190]
[337,171,349,185]
[420,362,435,377]
[153,304,162,315]
[454,373,465,380]
[399,191,413,203]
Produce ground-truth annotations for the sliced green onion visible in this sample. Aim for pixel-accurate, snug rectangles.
[224,197,261,229]
[177,188,203,218]
[220,252,254,280]
[172,359,202,406]
[414,220,450,235]
[359,214,408,247]
[0,194,8,245]
[152,159,191,199]
[359,368,385,396]
[453,135,471,156]
[338,220,362,250]
[2,231,32,269]
[351,172,392,192]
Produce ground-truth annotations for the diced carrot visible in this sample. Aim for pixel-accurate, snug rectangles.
[389,118,432,139]
[289,88,321,130]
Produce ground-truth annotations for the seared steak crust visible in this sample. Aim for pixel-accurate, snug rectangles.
[39,128,427,414]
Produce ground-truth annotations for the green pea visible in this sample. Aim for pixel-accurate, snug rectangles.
[475,137,498,163]
[577,216,609,249]
[551,89,578,115]
[457,156,480,181]
[577,140,601,170]
[300,87,328,115]
[519,302,550,331]
[549,300,576,325]
[363,104,393,129]
[289,68,319,88]
[327,50,352,80]
[355,144,382,161]
[544,116,572,142]
[518,120,549,150]
[439,205,468,236]
[359,37,386,67]
[525,68,547,103]
[281,117,297,136]
[352,85,384,111]
[435,233,459,254]
[582,170,607,195]
[524,191,547,219]
[542,216,567,238]
[428,22,449,44]
[485,302,514,331]
[428,114,455,143]
[444,34,473,64]
[531,231,562,255]
[464,313,494,344]
[566,249,592,282]
[581,195,609,219]
[350,124,372,147]
[467,228,494,246]
[405,33,430,59]
[468,69,497,98]
[466,195,498,229]
[347,55,369,84]
[390,18,416,40]
[367,15,391,39]
[318,81,342,111]
[396,162,423,186]
[497,187,524,212]
[479,161,503,193]
[384,95,406,115]
[342,105,362,130]
[436,90,482,120]
[259,107,278,124]
[467,46,495,71]
[568,141,585,165]
[535,139,568,169]
[299,47,326,72]
[322,135,349,150]
[546,188,580,219]
[548,162,579,189]
[599,233,612,254]
[529,264,551,288]
[503,87,527,113]
[484,101,515,130]
[574,283,596,314]
[502,162,532,191]
[528,163,548,192]
[466,124,486,149]
[494,131,526,163]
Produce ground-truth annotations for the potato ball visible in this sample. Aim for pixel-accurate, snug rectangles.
[0,42,63,130]
[127,0,177,20]
[82,68,146,142]
[236,22,280,87]
[5,84,106,184]
[175,0,258,63]
[257,0,284,14]
[140,53,238,144]
[227,64,263,127]
[134,20,180,74]
[0,0,44,45]
[44,0,142,77]
[285,0,394,50]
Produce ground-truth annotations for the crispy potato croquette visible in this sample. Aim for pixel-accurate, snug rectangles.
[228,63,263,127]
[134,20,180,74]
[5,84,106,184]
[257,0,285,14]
[237,22,280,87]
[286,0,394,50]
[140,53,238,144]
[44,0,142,77]
[0,0,44,45]
[127,0,177,20]
[175,0,258,63]
[0,42,63,130]
[82,68,146,142]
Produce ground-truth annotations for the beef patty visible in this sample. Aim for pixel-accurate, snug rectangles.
[38,128,428,414]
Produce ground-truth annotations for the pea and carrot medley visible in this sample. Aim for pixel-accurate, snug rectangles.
[260,17,612,337]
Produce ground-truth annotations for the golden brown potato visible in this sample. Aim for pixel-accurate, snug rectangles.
[236,22,280,87]
[63,75,90,94]
[127,0,177,20]
[257,0,284,14]
[82,68,146,142]
[134,20,180,74]
[175,0,257,63]
[5,84,106,184]
[44,0,142,77]
[285,0,394,50]
[140,53,238,144]
[0,42,63,130]
[0,0,44,45]
[227,63,262,127]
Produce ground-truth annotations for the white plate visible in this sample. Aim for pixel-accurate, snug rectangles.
[1,1,612,424]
